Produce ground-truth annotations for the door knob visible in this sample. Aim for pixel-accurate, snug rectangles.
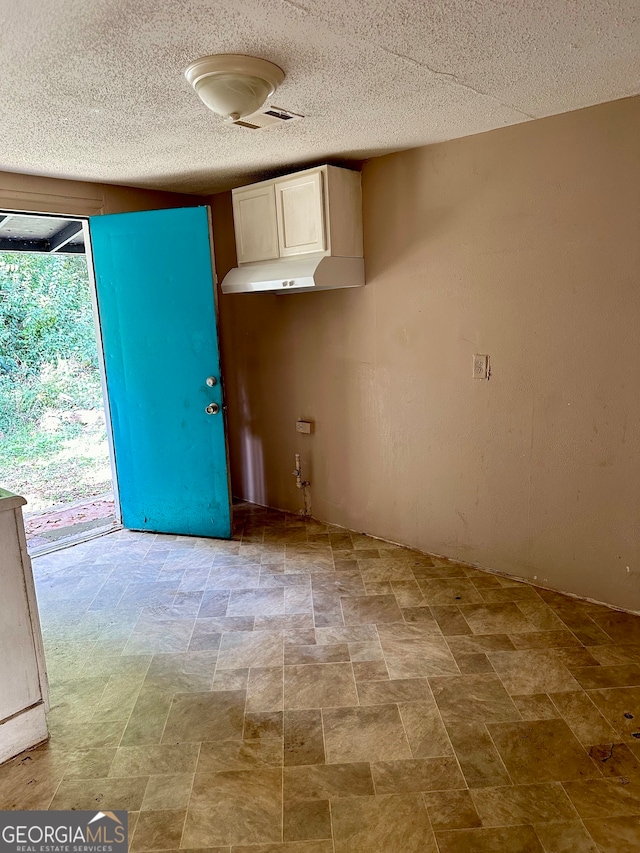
[206,376,217,386]
[205,402,220,415]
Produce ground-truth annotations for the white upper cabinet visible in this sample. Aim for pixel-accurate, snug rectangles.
[232,183,279,264]
[231,165,363,265]
[275,170,326,256]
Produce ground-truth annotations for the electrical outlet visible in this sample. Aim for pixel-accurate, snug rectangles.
[296,420,313,434]
[473,354,490,379]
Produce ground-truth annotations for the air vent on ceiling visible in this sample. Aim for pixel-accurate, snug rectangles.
[232,106,304,129]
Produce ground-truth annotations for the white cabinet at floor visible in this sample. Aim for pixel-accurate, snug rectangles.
[0,489,49,764]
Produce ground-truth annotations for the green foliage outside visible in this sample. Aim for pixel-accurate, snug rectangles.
[0,252,111,510]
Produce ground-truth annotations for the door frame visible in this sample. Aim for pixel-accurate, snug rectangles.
[0,207,122,526]
[81,218,121,524]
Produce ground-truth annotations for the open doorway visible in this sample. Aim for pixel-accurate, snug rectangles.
[0,211,120,553]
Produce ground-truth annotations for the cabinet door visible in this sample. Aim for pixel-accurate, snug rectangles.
[275,170,326,256]
[232,184,279,264]
[0,509,42,721]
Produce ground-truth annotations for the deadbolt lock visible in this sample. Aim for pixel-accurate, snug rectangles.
[205,402,220,415]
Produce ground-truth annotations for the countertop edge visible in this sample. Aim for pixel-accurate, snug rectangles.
[0,489,27,512]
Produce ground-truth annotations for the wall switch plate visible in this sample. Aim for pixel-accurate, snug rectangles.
[296,420,313,434]
[473,354,490,379]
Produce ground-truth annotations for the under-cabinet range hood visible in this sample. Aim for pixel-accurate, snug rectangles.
[221,253,365,294]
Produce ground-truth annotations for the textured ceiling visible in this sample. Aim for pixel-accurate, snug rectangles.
[1,0,639,194]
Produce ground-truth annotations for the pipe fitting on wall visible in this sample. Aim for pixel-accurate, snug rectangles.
[293,453,311,516]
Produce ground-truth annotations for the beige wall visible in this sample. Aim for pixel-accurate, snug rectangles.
[0,170,202,217]
[214,95,640,611]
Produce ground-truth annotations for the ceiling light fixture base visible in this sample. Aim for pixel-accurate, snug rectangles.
[185,54,285,120]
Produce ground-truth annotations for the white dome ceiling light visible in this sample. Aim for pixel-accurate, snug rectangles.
[185,54,285,121]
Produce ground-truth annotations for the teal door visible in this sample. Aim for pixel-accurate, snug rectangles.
[89,206,231,538]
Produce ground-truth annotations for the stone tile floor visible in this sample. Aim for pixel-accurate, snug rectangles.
[2,502,640,852]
